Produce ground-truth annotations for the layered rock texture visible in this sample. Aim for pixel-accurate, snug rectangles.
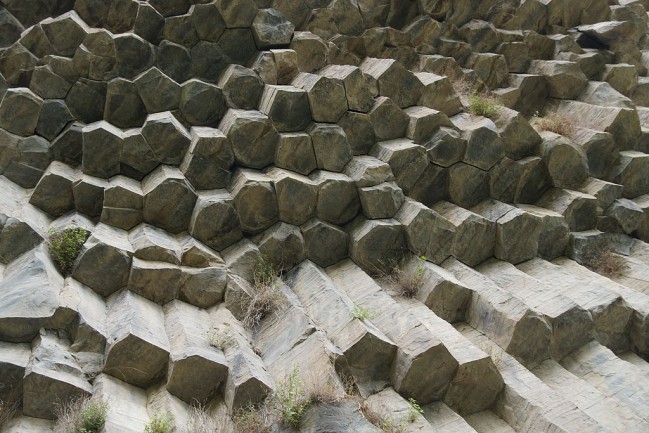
[2,0,649,431]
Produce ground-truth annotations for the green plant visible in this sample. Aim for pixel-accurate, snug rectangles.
[144,412,174,433]
[207,324,233,350]
[48,226,90,275]
[54,397,108,433]
[242,257,285,328]
[393,256,426,298]
[273,366,311,428]
[232,405,272,433]
[406,398,424,423]
[351,306,376,321]
[468,93,502,118]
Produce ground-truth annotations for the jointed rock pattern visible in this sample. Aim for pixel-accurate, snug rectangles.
[2,0,649,431]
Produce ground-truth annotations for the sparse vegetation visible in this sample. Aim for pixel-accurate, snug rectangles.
[390,256,426,298]
[207,324,233,350]
[242,257,285,328]
[272,366,312,428]
[48,226,90,275]
[361,404,406,433]
[532,112,576,138]
[406,398,424,423]
[0,389,20,430]
[351,306,376,321]
[232,405,272,433]
[53,396,108,433]
[468,93,502,118]
[144,412,174,433]
[187,404,231,433]
[585,249,627,277]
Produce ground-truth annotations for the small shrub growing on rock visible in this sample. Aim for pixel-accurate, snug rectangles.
[389,256,426,298]
[351,306,376,321]
[406,398,424,423]
[242,257,285,328]
[54,396,108,433]
[468,93,502,118]
[532,112,576,138]
[273,366,312,428]
[207,324,233,350]
[48,226,90,275]
[0,389,20,430]
[187,404,231,433]
[360,403,405,433]
[144,412,174,433]
[232,405,272,433]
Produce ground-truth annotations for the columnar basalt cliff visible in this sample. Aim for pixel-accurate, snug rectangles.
[2,0,649,431]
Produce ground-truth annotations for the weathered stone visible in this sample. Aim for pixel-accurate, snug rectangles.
[368,97,409,141]
[46,118,81,166]
[72,175,105,219]
[163,301,228,402]
[23,332,91,419]
[179,79,226,127]
[528,60,588,99]
[120,129,159,180]
[163,14,198,47]
[218,65,264,110]
[29,65,72,99]
[141,112,191,166]
[180,236,223,268]
[404,106,452,144]
[134,67,180,114]
[415,72,463,116]
[90,374,149,433]
[518,205,569,260]
[156,41,191,83]
[536,188,598,232]
[40,11,88,57]
[432,201,495,267]
[289,31,329,73]
[219,28,258,66]
[292,72,347,123]
[319,65,373,113]
[142,166,197,234]
[220,109,279,169]
[259,84,311,132]
[129,224,181,265]
[613,151,649,198]
[113,33,156,80]
[494,107,542,159]
[81,121,123,179]
[0,246,62,342]
[190,42,224,82]
[307,123,352,172]
[358,182,404,219]
[489,156,550,204]
[424,127,466,168]
[267,168,318,226]
[272,48,299,84]
[211,305,273,409]
[370,139,428,193]
[254,222,306,270]
[0,217,43,265]
[104,290,170,387]
[190,3,225,42]
[508,73,549,117]
[222,238,262,281]
[360,57,423,108]
[128,258,181,305]
[251,51,278,84]
[180,128,233,190]
[287,261,396,389]
[300,219,348,268]
[65,79,105,124]
[1,134,51,189]
[100,176,143,231]
[606,198,643,234]
[348,218,407,274]
[251,8,295,49]
[72,226,133,297]
[104,78,147,128]
[0,87,42,137]
[472,199,541,264]
[338,111,376,156]
[0,42,37,87]
[229,169,279,235]
[275,132,316,175]
[133,2,164,43]
[29,161,77,217]
[344,156,393,188]
[577,81,633,109]
[579,177,623,210]
[215,0,257,27]
[36,99,73,141]
[451,114,504,171]
[179,265,227,308]
[311,171,359,226]
[189,190,242,251]
[540,131,589,189]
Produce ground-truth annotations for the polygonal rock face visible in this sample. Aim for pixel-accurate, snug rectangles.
[72,230,133,297]
[360,57,424,108]
[275,132,317,176]
[219,109,279,169]
[128,258,181,305]
[214,0,257,28]
[113,33,156,79]
[141,112,191,166]
[134,67,180,114]
[308,123,352,172]
[36,99,73,141]
[180,127,234,190]
[179,265,227,308]
[0,87,43,136]
[104,78,147,128]
[290,31,329,73]
[251,8,295,49]
[218,64,264,110]
[259,84,312,132]
[142,165,197,234]
[254,222,306,271]
[189,190,242,251]
[338,111,376,156]
[100,176,143,231]
[229,169,279,235]
[104,290,170,388]
[190,3,226,42]
[348,218,407,274]
[293,72,348,123]
[29,161,78,217]
[66,79,106,124]
[301,219,348,267]
[368,96,409,141]
[179,79,226,126]
[81,121,123,179]
[311,171,360,226]
[0,216,43,265]
[267,168,318,226]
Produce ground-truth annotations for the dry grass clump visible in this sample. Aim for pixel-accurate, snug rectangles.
[53,396,109,433]
[360,404,406,433]
[0,389,20,430]
[532,112,576,138]
[585,249,627,277]
[241,257,286,328]
[387,256,426,298]
[232,404,273,433]
[187,405,232,433]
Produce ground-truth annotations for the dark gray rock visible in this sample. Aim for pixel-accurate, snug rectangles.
[29,161,77,217]
[135,67,181,114]
[0,88,43,137]
[82,122,123,179]
[156,41,191,83]
[229,169,279,235]
[0,216,42,265]
[141,112,191,166]
[218,28,258,66]
[301,218,348,267]
[308,123,352,172]
[100,176,144,231]
[218,65,264,110]
[149,0,191,17]
[163,13,198,47]
[29,65,72,99]
[190,3,226,42]
[2,135,51,188]
[65,79,106,124]
[368,97,408,141]
[252,8,295,49]
[35,99,72,141]
[104,78,147,128]
[181,127,234,190]
[220,109,279,169]
[114,33,156,79]
[311,171,360,225]
[134,2,164,44]
[189,190,242,251]
[179,79,227,126]
[348,218,407,275]
[190,41,227,82]
[142,165,197,234]
[268,167,318,226]
[259,84,312,132]
[50,122,83,167]
[0,43,37,86]
[338,111,376,155]
[215,0,258,27]
[120,130,159,180]
[73,175,106,219]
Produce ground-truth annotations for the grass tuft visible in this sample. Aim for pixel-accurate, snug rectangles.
[53,396,108,433]
[532,112,576,138]
[350,306,376,321]
[468,93,502,118]
[242,257,285,329]
[144,412,174,433]
[48,226,90,275]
